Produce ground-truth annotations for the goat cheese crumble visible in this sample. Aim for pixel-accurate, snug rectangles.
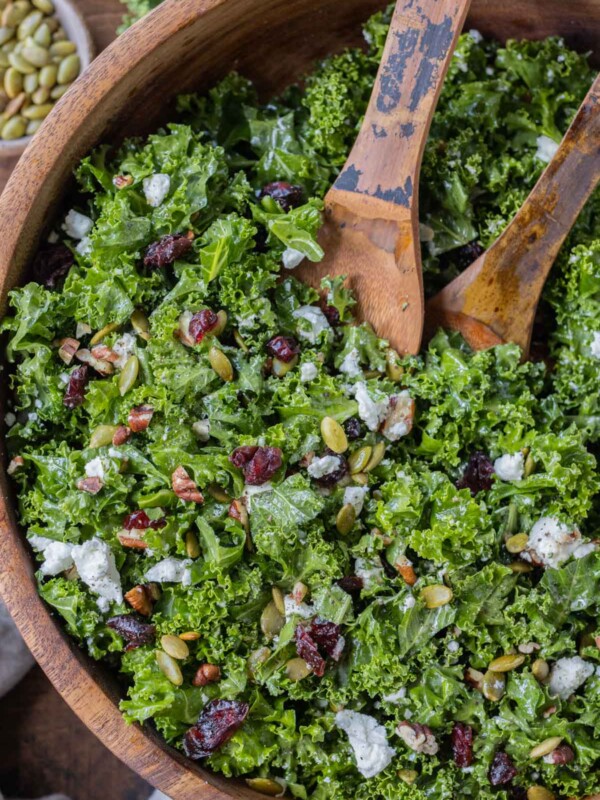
[143,173,171,207]
[335,710,395,778]
[71,538,123,606]
[292,306,331,344]
[494,452,525,481]
[549,656,595,700]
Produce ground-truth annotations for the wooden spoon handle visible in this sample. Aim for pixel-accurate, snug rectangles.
[332,0,471,218]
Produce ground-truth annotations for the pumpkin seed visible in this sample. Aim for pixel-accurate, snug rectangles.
[24,117,38,134]
[212,309,227,337]
[89,425,118,448]
[421,584,453,608]
[2,3,30,28]
[179,631,200,641]
[206,483,230,503]
[285,657,311,682]
[509,561,533,574]
[208,346,234,381]
[32,0,54,12]
[532,658,549,682]
[245,778,282,796]
[398,769,418,785]
[185,530,200,559]
[365,441,386,472]
[506,533,529,554]
[336,502,356,535]
[118,354,139,396]
[8,50,35,73]
[21,41,47,67]
[488,654,525,672]
[155,650,183,685]
[131,308,150,339]
[233,329,249,352]
[524,451,535,478]
[1,113,25,137]
[161,634,189,660]
[38,61,54,86]
[2,88,24,116]
[321,416,348,454]
[49,38,75,56]
[271,586,285,615]
[260,601,285,640]
[529,737,563,760]
[22,70,36,92]
[247,646,270,678]
[527,787,555,800]
[351,472,369,486]
[49,80,67,99]
[386,348,404,381]
[465,667,485,691]
[56,52,78,83]
[32,20,50,45]
[0,51,10,68]
[90,321,119,344]
[0,26,14,45]
[21,100,51,118]
[4,65,22,96]
[348,445,372,474]
[272,354,298,377]
[17,10,42,40]
[482,670,506,702]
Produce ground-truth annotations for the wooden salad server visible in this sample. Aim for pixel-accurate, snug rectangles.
[295,0,471,355]
[426,73,600,357]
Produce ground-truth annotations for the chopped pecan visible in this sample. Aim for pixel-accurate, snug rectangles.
[7,455,24,475]
[128,404,154,433]
[381,393,415,441]
[172,466,204,503]
[542,705,557,718]
[90,344,119,363]
[543,744,574,765]
[112,425,132,446]
[113,174,133,189]
[57,337,80,365]
[228,499,249,531]
[292,581,308,603]
[465,667,485,691]
[124,584,154,616]
[76,476,103,494]
[75,348,114,377]
[117,531,147,549]
[395,555,417,586]
[192,663,221,687]
[396,721,439,755]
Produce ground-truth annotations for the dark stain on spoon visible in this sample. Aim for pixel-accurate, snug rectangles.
[409,15,456,111]
[376,27,419,113]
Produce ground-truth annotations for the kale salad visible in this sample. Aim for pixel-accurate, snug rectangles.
[2,7,600,799]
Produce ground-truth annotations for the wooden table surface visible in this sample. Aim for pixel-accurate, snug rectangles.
[0,7,153,798]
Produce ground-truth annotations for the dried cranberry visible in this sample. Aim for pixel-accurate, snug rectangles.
[259,181,303,212]
[337,575,364,595]
[344,418,362,440]
[488,752,517,786]
[451,723,474,767]
[456,452,495,495]
[63,365,89,409]
[229,446,283,485]
[189,309,219,344]
[265,335,300,363]
[32,243,74,289]
[321,303,340,327]
[183,699,250,760]
[123,510,166,531]
[312,449,348,488]
[294,618,345,678]
[143,233,193,269]
[106,614,156,650]
[295,624,326,677]
[439,240,485,273]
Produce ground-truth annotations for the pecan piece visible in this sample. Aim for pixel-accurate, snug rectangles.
[396,722,439,755]
[543,744,574,765]
[172,466,204,503]
[381,393,415,441]
[91,344,119,363]
[228,499,249,531]
[395,555,417,586]
[128,404,154,433]
[76,476,103,494]
[112,425,132,446]
[7,455,24,475]
[57,337,80,365]
[192,663,221,687]
[75,348,114,377]
[113,174,133,189]
[117,531,147,549]
[124,584,154,616]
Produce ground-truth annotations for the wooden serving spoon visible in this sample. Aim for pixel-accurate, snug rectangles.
[426,73,600,357]
[296,0,471,355]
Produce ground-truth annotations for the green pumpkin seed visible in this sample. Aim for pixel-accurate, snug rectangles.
[272,354,298,377]
[31,85,48,104]
[38,61,55,86]
[155,650,183,685]
[49,38,75,56]
[185,530,200,558]
[285,657,311,682]
[506,533,529,554]
[89,425,118,448]
[2,3,30,28]
[32,0,54,13]
[21,42,48,67]
[206,483,230,503]
[524,451,535,477]
[352,472,369,486]
[22,69,36,92]
[2,88,24,116]
[161,634,189,660]
[421,584,453,608]
[90,321,120,345]
[336,502,356,535]
[56,52,78,83]
[348,445,372,474]
[488,654,525,672]
[260,601,285,640]
[24,116,40,134]
[1,113,25,138]
[247,646,270,679]
[321,416,348,453]
[0,51,10,68]
[245,778,282,796]
[0,25,14,45]
[17,10,42,40]
[365,441,386,472]
[271,586,285,615]
[529,737,562,760]
[482,669,506,702]
[398,769,418,785]
[8,50,35,72]
[21,99,50,117]
[49,81,67,99]
[527,787,555,800]
[509,561,533,574]
[118,354,139,396]
[32,20,50,45]
[208,346,234,381]
[386,347,404,381]
[532,658,549,682]
[131,308,150,339]
[212,309,227,336]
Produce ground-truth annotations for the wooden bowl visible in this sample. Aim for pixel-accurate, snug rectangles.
[0,1,598,798]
